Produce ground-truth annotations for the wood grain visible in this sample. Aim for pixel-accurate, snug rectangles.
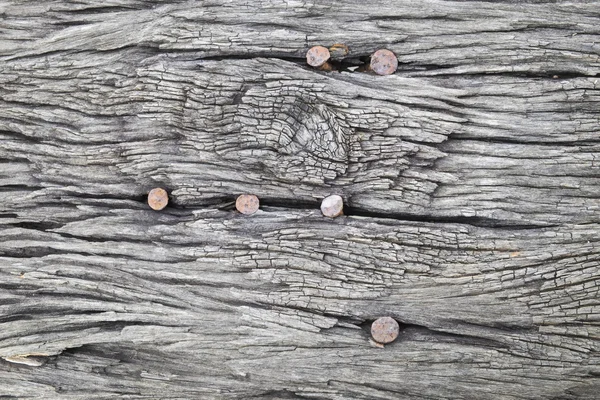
[1,0,599,399]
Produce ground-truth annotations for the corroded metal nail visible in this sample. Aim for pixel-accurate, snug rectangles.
[236,194,260,215]
[369,49,398,76]
[147,188,168,211]
[328,43,349,59]
[306,46,333,71]
[371,317,400,344]
[321,195,344,218]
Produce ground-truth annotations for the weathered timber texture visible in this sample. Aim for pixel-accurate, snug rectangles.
[1,0,600,399]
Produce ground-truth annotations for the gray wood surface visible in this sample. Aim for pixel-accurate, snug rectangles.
[1,0,599,398]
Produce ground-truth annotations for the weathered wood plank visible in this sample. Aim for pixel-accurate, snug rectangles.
[2,0,600,77]
[1,208,599,398]
[1,0,600,398]
[2,55,599,225]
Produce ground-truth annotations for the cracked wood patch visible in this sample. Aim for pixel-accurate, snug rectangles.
[1,0,600,399]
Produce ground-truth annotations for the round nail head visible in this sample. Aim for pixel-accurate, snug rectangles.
[370,49,398,76]
[321,195,344,218]
[236,194,260,215]
[306,46,331,67]
[371,317,400,344]
[147,188,168,211]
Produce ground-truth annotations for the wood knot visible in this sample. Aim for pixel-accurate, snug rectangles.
[238,88,351,184]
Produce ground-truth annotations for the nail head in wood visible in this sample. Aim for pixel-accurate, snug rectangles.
[320,195,344,218]
[236,194,260,215]
[370,49,398,76]
[147,188,169,211]
[306,45,331,68]
[371,317,400,344]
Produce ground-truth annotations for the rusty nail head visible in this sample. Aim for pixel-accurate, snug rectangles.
[147,188,169,211]
[236,194,260,215]
[306,46,331,68]
[321,195,344,218]
[371,317,400,344]
[370,49,398,76]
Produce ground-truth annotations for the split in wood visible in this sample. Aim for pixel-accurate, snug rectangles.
[149,192,346,218]
[307,45,398,75]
